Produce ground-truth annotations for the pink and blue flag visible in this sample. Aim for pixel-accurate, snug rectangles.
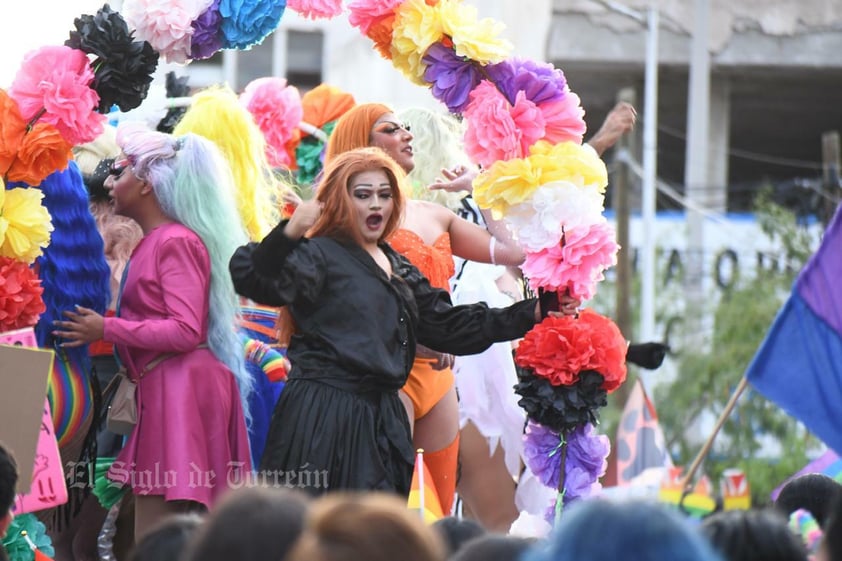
[746,205,842,456]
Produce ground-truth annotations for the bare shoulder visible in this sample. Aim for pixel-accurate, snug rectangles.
[410,199,454,224]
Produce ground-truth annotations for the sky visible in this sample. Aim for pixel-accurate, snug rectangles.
[0,1,114,88]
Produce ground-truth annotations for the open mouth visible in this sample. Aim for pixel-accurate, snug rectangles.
[366,214,383,230]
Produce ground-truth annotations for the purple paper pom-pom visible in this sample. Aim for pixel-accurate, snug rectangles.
[423,43,483,114]
[486,57,568,106]
[192,0,224,60]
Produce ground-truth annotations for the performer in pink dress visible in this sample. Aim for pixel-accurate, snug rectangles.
[54,123,253,542]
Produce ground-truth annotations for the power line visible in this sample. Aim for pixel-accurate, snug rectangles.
[654,121,824,171]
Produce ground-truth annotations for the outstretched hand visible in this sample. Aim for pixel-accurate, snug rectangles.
[427,165,477,194]
[52,306,105,347]
[587,101,637,156]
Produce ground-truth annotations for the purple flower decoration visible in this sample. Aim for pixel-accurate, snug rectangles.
[423,42,483,114]
[525,421,610,515]
[523,421,565,489]
[192,0,223,60]
[486,57,568,106]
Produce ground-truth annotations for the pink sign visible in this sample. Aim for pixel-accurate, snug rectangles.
[0,326,38,347]
[13,400,68,514]
[0,327,68,513]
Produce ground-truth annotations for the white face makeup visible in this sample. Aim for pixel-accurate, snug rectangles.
[350,169,395,246]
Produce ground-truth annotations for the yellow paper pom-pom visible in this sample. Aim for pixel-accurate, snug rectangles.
[391,0,443,85]
[529,141,608,193]
[473,157,544,219]
[439,0,512,65]
[0,186,54,264]
[473,141,608,219]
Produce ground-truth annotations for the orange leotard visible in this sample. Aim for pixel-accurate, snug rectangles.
[389,229,456,419]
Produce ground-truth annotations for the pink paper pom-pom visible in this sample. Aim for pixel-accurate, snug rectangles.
[240,77,304,169]
[464,82,550,168]
[9,46,104,146]
[287,0,344,19]
[125,0,208,64]
[521,221,619,301]
[463,81,523,168]
[348,0,403,34]
[541,89,587,145]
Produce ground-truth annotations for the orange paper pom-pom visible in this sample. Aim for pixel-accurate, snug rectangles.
[6,122,72,186]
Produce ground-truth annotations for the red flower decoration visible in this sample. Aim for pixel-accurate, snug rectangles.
[515,308,627,392]
[0,256,46,331]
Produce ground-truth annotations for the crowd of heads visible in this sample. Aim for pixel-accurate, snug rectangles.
[112,481,842,561]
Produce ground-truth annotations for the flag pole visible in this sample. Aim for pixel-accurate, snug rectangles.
[417,449,425,522]
[679,376,749,495]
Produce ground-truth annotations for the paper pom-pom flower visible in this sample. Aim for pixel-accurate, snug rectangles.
[540,89,587,145]
[66,4,159,112]
[504,181,605,252]
[515,368,607,433]
[523,421,608,498]
[463,81,545,169]
[438,0,511,65]
[348,0,403,35]
[0,256,45,331]
[0,186,54,263]
[220,0,286,50]
[125,0,209,63]
[192,0,224,60]
[515,309,627,392]
[390,0,444,84]
[423,42,482,114]
[0,91,26,175]
[529,141,608,190]
[300,83,356,130]
[9,45,104,145]
[240,77,303,169]
[6,123,73,187]
[521,221,619,301]
[0,514,55,561]
[287,0,343,19]
[367,15,398,59]
[487,58,568,106]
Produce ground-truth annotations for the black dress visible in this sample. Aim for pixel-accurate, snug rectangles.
[229,221,538,496]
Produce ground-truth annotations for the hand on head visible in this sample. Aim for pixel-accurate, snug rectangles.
[284,199,323,240]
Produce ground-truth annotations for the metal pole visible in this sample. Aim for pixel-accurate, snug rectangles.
[223,49,239,92]
[684,0,711,337]
[640,5,659,342]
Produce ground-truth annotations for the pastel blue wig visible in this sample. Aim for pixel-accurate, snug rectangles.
[9,162,111,367]
[116,122,252,419]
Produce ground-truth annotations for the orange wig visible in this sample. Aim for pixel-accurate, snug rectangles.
[277,147,406,345]
[325,103,392,162]
[311,147,406,246]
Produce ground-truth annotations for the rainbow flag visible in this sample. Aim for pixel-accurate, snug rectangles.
[772,449,842,500]
[746,203,842,456]
[407,450,444,523]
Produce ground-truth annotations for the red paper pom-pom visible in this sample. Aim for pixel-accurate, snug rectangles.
[0,256,46,331]
[515,308,627,392]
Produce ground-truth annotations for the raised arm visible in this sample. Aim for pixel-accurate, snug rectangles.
[230,201,326,306]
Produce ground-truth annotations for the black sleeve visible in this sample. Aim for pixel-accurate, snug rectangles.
[401,257,537,355]
[229,221,326,306]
